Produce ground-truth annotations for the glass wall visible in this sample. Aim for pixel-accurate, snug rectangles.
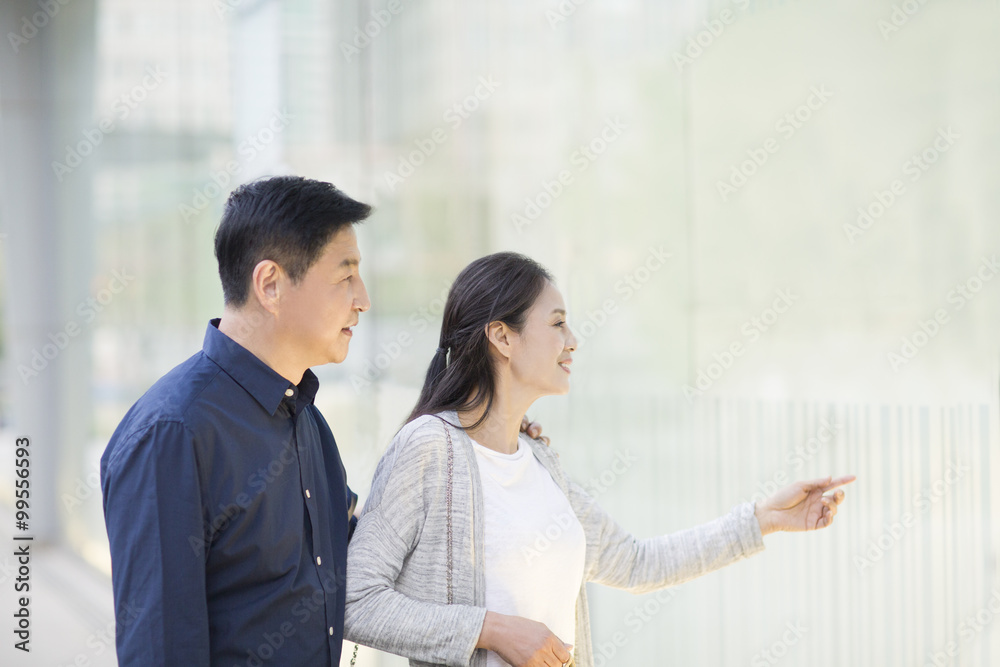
[1,0,998,664]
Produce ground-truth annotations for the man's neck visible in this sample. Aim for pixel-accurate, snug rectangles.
[217,308,306,385]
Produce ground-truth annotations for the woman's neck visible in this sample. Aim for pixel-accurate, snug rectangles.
[458,377,533,455]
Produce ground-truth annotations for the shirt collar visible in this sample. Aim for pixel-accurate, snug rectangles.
[202,318,320,417]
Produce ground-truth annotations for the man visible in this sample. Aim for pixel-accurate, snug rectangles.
[102,175,548,665]
[101,176,371,665]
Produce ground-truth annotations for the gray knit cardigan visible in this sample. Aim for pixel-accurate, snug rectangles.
[344,412,765,666]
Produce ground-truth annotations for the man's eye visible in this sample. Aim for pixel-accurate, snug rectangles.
[554,320,565,327]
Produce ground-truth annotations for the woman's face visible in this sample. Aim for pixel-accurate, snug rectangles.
[507,280,577,397]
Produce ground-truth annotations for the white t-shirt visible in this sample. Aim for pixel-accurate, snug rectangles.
[471,437,586,667]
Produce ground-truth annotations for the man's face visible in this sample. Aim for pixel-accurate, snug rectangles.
[279,226,370,366]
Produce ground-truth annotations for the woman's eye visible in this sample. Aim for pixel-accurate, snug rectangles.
[554,320,565,327]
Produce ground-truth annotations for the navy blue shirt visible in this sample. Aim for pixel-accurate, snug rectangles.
[101,319,356,666]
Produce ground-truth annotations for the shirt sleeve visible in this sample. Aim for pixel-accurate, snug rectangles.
[101,420,211,666]
[568,479,765,593]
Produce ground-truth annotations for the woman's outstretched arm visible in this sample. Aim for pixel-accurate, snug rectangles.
[570,475,854,593]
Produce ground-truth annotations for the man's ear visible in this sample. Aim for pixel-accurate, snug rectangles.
[484,320,513,360]
[250,260,283,315]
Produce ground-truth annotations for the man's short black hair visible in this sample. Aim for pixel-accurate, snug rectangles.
[214,176,372,307]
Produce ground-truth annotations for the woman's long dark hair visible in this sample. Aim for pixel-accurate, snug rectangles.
[407,252,553,429]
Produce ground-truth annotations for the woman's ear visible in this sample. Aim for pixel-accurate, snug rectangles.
[484,321,513,360]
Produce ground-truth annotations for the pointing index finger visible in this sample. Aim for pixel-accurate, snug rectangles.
[822,475,857,492]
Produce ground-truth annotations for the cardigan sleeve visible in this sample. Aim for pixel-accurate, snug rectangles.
[344,419,488,667]
[567,479,765,593]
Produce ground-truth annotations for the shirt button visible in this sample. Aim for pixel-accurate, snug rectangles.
[305,489,311,499]
[316,556,322,565]
[329,627,334,636]
[285,388,294,397]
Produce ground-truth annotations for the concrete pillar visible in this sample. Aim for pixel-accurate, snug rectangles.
[0,0,98,545]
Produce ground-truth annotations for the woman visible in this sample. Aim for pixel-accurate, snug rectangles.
[344,252,853,667]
